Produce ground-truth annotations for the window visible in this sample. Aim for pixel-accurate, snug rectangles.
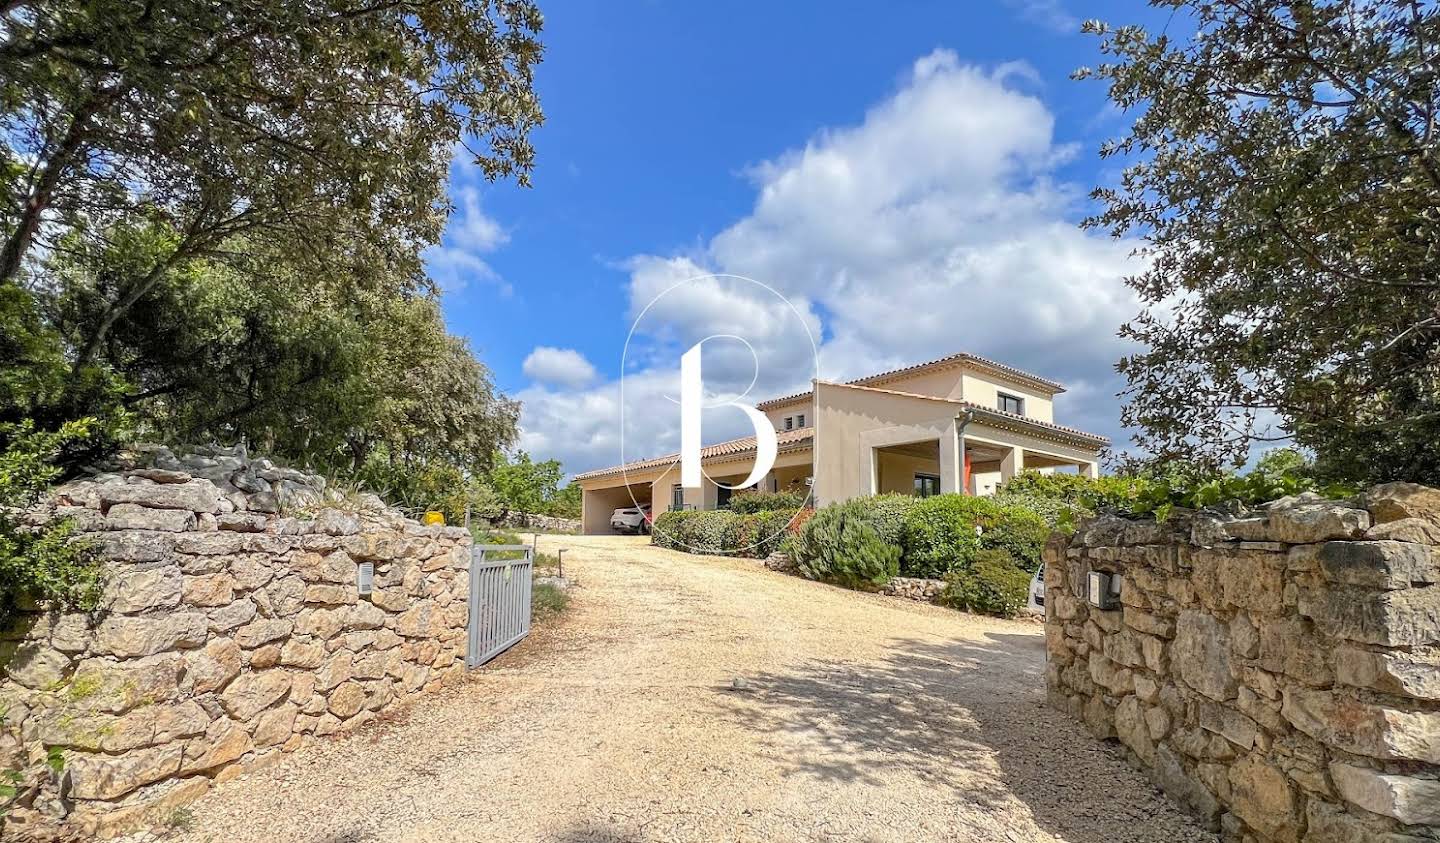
[716,484,733,508]
[796,414,805,428]
[784,416,794,430]
[997,392,1024,415]
[671,484,685,510]
[914,473,941,498]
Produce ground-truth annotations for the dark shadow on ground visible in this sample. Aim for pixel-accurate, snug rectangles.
[704,633,1217,843]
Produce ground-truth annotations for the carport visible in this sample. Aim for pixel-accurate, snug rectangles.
[580,480,653,534]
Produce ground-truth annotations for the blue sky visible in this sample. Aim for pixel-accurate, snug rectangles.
[431,1,1180,476]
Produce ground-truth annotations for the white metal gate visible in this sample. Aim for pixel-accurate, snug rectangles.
[466,545,533,668]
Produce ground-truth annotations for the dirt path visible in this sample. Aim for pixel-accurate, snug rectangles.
[163,535,1214,843]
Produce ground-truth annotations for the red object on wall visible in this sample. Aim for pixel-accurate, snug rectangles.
[963,450,972,494]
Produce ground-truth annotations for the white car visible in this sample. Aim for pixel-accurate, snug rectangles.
[610,503,652,534]
[1027,565,1045,616]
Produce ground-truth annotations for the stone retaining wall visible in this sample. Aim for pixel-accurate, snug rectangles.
[1,445,473,837]
[495,512,581,533]
[881,576,946,603]
[1044,484,1440,842]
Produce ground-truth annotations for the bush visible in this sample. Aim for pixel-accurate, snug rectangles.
[979,504,1049,569]
[0,419,107,616]
[900,493,1052,577]
[652,508,802,558]
[941,549,1032,617]
[792,507,899,591]
[900,495,994,578]
[725,490,810,514]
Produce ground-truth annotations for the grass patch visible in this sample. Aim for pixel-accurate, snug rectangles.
[532,581,569,620]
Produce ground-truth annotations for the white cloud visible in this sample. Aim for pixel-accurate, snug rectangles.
[425,158,512,293]
[522,346,599,389]
[1001,0,1080,34]
[522,50,1143,476]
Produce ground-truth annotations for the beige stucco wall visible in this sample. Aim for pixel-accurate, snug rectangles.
[958,371,1054,423]
[764,397,812,433]
[813,383,964,507]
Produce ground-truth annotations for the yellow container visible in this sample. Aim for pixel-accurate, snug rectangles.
[421,511,446,526]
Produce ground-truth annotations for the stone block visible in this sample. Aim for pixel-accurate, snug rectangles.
[253,702,300,747]
[1282,686,1440,763]
[1124,607,1175,638]
[1315,541,1437,590]
[1329,763,1440,826]
[187,638,241,694]
[219,670,291,721]
[280,638,326,669]
[183,573,236,607]
[103,565,182,614]
[1298,584,1440,647]
[105,503,196,532]
[1268,503,1370,544]
[1150,745,1220,830]
[1197,698,1259,750]
[1257,616,1333,686]
[207,598,257,633]
[1365,517,1440,545]
[327,681,366,719]
[1365,482,1440,525]
[65,743,184,800]
[5,642,70,689]
[1174,610,1237,701]
[304,584,357,605]
[1334,645,1440,700]
[232,617,292,649]
[95,613,207,658]
[181,720,252,774]
[1228,755,1302,843]
[1115,696,1155,764]
[100,479,221,513]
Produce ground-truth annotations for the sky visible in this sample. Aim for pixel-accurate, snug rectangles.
[431,0,1183,478]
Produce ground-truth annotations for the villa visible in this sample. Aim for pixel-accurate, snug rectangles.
[574,352,1109,534]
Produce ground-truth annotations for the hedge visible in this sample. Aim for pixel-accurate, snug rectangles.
[725,489,810,514]
[651,508,805,558]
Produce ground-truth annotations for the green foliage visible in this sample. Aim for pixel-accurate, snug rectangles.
[652,509,799,558]
[2,0,543,290]
[0,420,106,614]
[786,495,913,574]
[545,483,582,519]
[348,454,500,526]
[725,490,810,514]
[791,507,899,591]
[487,451,565,518]
[1080,1,1440,484]
[531,581,570,620]
[1125,459,1358,522]
[941,550,1032,618]
[900,495,993,579]
[992,471,1146,532]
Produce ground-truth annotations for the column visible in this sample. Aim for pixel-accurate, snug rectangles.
[999,445,1024,485]
[939,420,963,494]
[1079,460,1099,479]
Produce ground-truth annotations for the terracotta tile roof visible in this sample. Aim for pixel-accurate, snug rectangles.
[574,427,814,482]
[756,351,1066,410]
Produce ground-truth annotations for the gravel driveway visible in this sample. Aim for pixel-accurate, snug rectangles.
[163,534,1214,843]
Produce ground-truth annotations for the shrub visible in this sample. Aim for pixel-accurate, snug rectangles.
[979,503,1050,569]
[941,549,1032,617]
[726,489,810,514]
[900,494,995,578]
[792,508,899,591]
[650,510,693,550]
[531,581,570,619]
[0,419,107,616]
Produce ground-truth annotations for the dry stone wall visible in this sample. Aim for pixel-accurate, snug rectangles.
[1045,484,1440,842]
[1,445,473,837]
